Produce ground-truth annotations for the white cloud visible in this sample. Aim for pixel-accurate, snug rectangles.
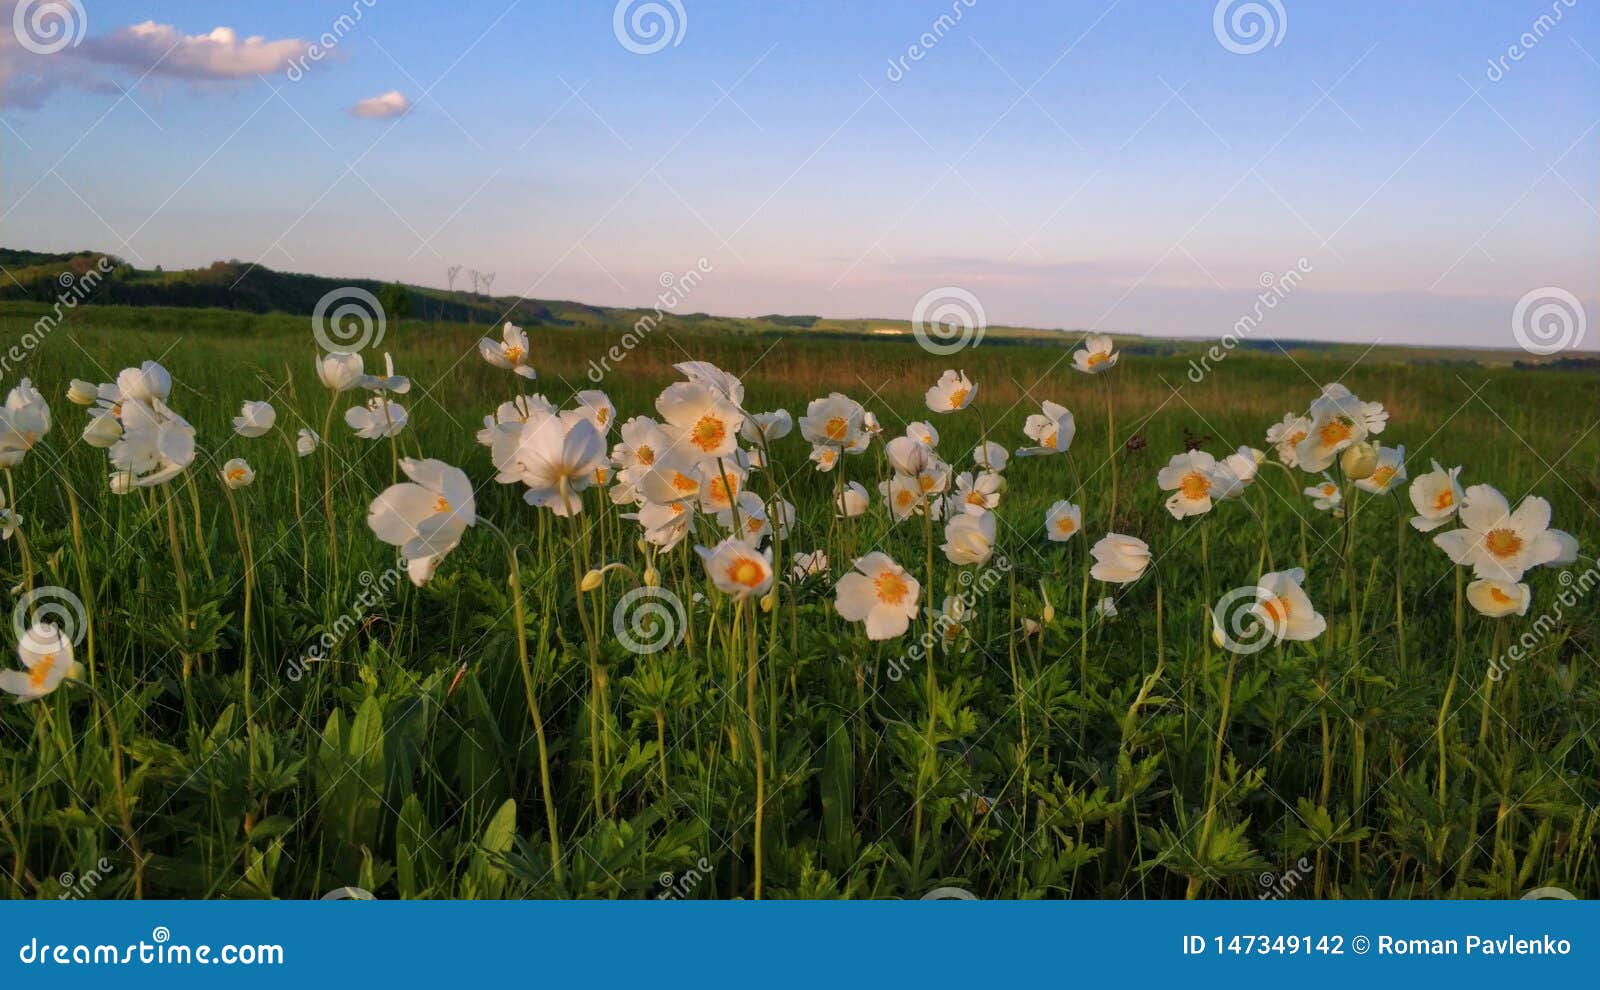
[84,22,308,78]
[349,90,411,120]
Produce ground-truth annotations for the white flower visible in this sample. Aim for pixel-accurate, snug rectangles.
[1251,568,1327,642]
[1222,446,1263,487]
[657,381,742,461]
[344,397,409,439]
[904,420,940,448]
[1467,579,1531,618]
[1304,474,1342,511]
[0,378,51,465]
[837,480,869,518]
[82,413,122,449]
[1355,443,1406,494]
[1433,485,1564,582]
[109,398,195,488]
[1093,596,1118,619]
[1294,386,1369,473]
[316,352,365,392]
[950,471,1003,515]
[1072,333,1118,374]
[1157,450,1241,520]
[942,512,996,566]
[297,428,320,456]
[740,409,792,444]
[493,412,607,516]
[929,595,975,648]
[973,441,1009,473]
[791,550,830,581]
[1045,500,1081,542]
[66,379,98,405]
[695,537,772,599]
[1089,533,1149,584]
[1407,460,1463,532]
[0,623,79,701]
[115,361,171,403]
[613,416,673,483]
[674,361,745,407]
[477,394,559,447]
[1017,401,1074,457]
[367,458,477,585]
[1266,413,1311,468]
[799,393,865,449]
[834,551,920,640]
[809,443,840,473]
[232,400,277,438]
[925,369,976,413]
[360,352,411,394]
[479,322,537,379]
[882,474,926,523]
[570,390,615,435]
[220,458,255,489]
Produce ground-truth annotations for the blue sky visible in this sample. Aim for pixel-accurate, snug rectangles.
[3,0,1596,349]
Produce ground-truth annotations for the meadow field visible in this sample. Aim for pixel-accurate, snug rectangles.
[0,300,1596,900]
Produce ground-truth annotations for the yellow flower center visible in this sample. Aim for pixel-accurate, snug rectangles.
[1485,528,1523,559]
[435,495,452,513]
[707,475,737,505]
[948,387,969,408]
[727,557,765,588]
[503,345,525,364]
[690,415,726,452]
[1318,418,1352,447]
[1056,515,1076,535]
[227,467,248,481]
[818,449,837,467]
[874,570,910,605]
[637,445,655,465]
[1434,489,1454,511]
[966,491,987,507]
[746,516,765,535]
[29,654,56,690]
[1041,431,1057,449]
[1489,586,1513,605]
[1260,596,1291,624]
[596,408,610,426]
[1321,485,1336,496]
[895,489,915,509]
[917,474,937,493]
[825,416,849,441]
[1087,351,1109,367]
[1179,471,1210,500]
[1370,466,1396,487]
[671,471,699,495]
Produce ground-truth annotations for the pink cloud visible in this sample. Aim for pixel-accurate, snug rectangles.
[349,90,411,120]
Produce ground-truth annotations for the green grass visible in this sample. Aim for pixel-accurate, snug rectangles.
[0,301,1596,899]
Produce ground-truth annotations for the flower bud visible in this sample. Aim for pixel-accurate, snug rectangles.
[1340,441,1377,480]
[759,592,776,613]
[579,568,604,593]
[643,566,660,587]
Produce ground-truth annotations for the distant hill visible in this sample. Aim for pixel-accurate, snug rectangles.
[3,247,1591,370]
